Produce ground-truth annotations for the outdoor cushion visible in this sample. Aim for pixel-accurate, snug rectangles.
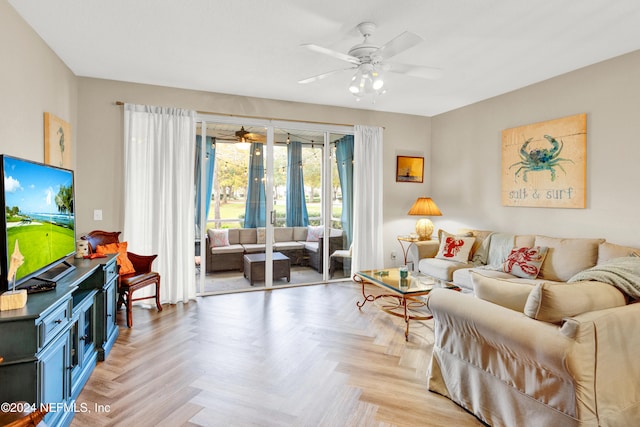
[242,243,266,253]
[210,244,244,254]
[274,241,305,251]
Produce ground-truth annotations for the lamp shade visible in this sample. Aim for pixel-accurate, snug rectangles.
[408,197,442,240]
[407,197,442,216]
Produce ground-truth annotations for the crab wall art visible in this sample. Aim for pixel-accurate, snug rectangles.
[509,134,574,183]
[501,113,586,209]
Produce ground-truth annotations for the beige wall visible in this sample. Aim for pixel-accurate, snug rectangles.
[431,49,640,246]
[0,0,78,163]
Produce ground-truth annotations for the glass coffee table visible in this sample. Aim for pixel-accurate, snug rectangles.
[354,268,458,341]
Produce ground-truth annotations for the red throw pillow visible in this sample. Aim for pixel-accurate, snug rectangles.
[502,246,548,279]
[435,236,476,262]
[96,242,136,275]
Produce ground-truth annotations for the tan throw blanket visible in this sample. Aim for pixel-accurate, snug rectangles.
[568,256,640,299]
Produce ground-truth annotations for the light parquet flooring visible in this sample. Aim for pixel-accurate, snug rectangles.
[72,282,483,427]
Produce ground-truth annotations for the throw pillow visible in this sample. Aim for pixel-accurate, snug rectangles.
[209,229,230,248]
[502,246,549,279]
[306,225,324,242]
[435,235,475,263]
[523,281,626,324]
[96,242,136,275]
[471,271,534,312]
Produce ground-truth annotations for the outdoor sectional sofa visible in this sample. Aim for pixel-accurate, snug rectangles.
[417,229,640,426]
[205,226,344,274]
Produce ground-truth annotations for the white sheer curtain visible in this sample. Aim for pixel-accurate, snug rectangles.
[351,125,384,274]
[123,104,197,304]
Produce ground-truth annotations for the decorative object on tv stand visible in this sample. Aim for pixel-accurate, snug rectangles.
[0,240,27,311]
[75,240,89,259]
[407,197,442,240]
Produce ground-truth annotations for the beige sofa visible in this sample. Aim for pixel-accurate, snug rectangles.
[420,230,640,426]
[205,226,343,274]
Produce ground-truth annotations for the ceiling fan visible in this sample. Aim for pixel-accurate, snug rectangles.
[215,126,266,143]
[298,22,442,98]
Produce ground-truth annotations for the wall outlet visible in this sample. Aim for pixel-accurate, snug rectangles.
[93,209,103,221]
[390,251,397,260]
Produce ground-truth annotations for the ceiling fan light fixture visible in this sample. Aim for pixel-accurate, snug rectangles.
[348,64,384,98]
[372,68,384,91]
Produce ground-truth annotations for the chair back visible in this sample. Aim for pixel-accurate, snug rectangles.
[82,230,121,253]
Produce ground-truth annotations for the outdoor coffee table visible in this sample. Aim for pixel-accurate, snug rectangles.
[243,252,291,286]
[354,268,458,341]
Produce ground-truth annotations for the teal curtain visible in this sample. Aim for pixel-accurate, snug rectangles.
[244,142,266,228]
[286,141,309,226]
[336,135,354,246]
[195,135,215,235]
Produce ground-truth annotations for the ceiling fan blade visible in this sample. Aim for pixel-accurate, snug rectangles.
[386,63,443,80]
[374,31,423,60]
[298,67,355,84]
[301,43,361,65]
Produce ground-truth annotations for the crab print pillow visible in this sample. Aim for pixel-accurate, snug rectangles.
[435,235,476,263]
[502,246,549,279]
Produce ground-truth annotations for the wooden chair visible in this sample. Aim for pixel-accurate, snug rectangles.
[82,230,162,328]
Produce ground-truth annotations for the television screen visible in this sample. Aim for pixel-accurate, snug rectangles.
[1,155,75,291]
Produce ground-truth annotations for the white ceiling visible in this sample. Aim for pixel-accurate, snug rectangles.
[9,0,640,117]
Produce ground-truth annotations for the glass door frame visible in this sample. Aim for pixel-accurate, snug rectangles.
[196,113,353,295]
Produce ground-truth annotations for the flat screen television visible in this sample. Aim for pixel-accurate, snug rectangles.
[0,155,76,292]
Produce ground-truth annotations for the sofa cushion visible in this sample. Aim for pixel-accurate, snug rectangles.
[435,235,475,263]
[514,234,536,248]
[208,229,230,247]
[274,227,293,242]
[210,244,244,254]
[502,246,548,279]
[598,242,640,264]
[524,281,626,324]
[239,228,257,244]
[534,236,604,282]
[228,228,240,245]
[453,267,522,292]
[293,226,307,241]
[304,241,319,253]
[458,229,490,258]
[242,243,266,253]
[273,241,305,251]
[419,258,472,282]
[471,272,534,312]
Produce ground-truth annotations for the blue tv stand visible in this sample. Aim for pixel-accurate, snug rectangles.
[0,254,119,427]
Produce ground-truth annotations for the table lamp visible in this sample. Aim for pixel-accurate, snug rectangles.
[407,197,442,240]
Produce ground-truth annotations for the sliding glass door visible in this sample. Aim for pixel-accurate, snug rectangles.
[195,116,352,295]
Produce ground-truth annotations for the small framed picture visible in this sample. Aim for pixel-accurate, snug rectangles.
[396,156,424,183]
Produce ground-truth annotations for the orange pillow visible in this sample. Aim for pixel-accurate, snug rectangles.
[96,242,136,275]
